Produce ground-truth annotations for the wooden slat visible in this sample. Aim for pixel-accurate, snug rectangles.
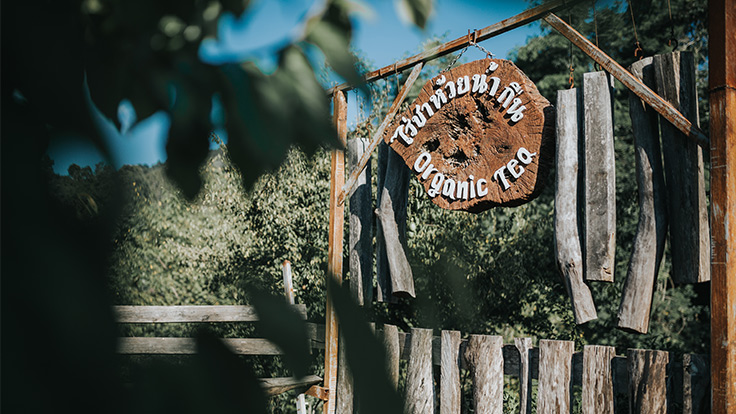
[260,375,323,396]
[554,88,597,324]
[117,337,281,355]
[537,339,574,414]
[382,324,400,390]
[627,349,669,413]
[440,330,461,414]
[515,338,533,414]
[543,13,708,147]
[581,345,615,414]
[465,335,503,414]
[324,89,347,414]
[347,137,373,307]
[375,142,393,303]
[113,304,307,323]
[283,261,308,414]
[683,354,710,414]
[336,333,354,414]
[654,51,710,284]
[404,328,435,414]
[325,0,585,96]
[618,57,668,333]
[583,71,616,283]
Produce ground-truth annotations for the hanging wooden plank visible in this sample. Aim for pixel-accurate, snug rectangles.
[375,142,414,299]
[537,339,574,413]
[283,261,308,414]
[336,333,354,414]
[324,90,347,414]
[581,345,615,414]
[617,57,668,334]
[555,88,597,324]
[382,324,400,390]
[464,335,503,414]
[375,142,393,303]
[627,349,669,413]
[348,137,373,307]
[514,337,533,414]
[542,13,708,147]
[682,354,710,414]
[404,328,435,414]
[582,71,616,282]
[440,330,462,414]
[654,51,710,284]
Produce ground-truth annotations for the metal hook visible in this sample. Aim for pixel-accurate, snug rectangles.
[668,28,678,50]
[634,41,644,60]
[568,65,575,89]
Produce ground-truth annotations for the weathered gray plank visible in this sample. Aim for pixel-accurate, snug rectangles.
[404,328,435,414]
[515,338,533,414]
[440,330,462,414]
[627,349,669,413]
[348,137,373,307]
[537,339,574,414]
[375,144,414,299]
[113,305,307,323]
[259,375,323,396]
[654,51,710,284]
[464,335,503,414]
[375,142,394,303]
[583,71,616,282]
[683,354,710,414]
[382,324,400,390]
[117,337,281,355]
[282,260,308,414]
[618,58,668,333]
[555,88,598,324]
[336,333,354,414]
[581,345,615,414]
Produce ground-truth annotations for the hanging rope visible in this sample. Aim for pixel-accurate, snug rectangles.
[592,0,602,71]
[568,9,575,88]
[626,0,644,59]
[666,0,678,49]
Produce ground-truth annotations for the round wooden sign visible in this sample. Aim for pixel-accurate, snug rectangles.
[383,58,555,212]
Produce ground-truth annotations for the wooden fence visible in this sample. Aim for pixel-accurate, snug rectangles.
[331,326,710,414]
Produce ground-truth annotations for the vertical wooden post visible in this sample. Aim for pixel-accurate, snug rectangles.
[682,354,710,414]
[537,340,574,414]
[654,51,710,284]
[581,345,615,414]
[627,349,669,414]
[404,328,435,414]
[348,137,373,307]
[440,330,461,414]
[555,88,597,324]
[583,71,616,282]
[709,0,736,411]
[514,338,533,414]
[382,324,401,390]
[618,57,668,334]
[282,261,307,414]
[465,335,503,414]
[324,90,347,414]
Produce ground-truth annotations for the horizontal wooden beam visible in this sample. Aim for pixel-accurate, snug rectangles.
[543,13,709,147]
[260,375,323,396]
[113,304,307,324]
[325,0,586,95]
[117,337,283,355]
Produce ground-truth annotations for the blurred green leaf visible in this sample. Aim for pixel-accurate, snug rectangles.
[397,0,433,30]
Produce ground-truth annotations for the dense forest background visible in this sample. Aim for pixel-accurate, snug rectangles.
[3,0,710,413]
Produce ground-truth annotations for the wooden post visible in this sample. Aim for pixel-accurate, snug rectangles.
[382,324,400,390]
[627,349,669,414]
[581,345,615,414]
[514,338,533,414]
[465,335,504,414]
[555,88,597,324]
[324,90,347,414]
[282,261,307,414]
[683,354,710,414]
[348,137,373,307]
[618,57,668,334]
[654,52,710,284]
[404,328,435,414]
[440,330,461,414]
[582,71,616,282]
[537,339,574,414]
[708,0,736,411]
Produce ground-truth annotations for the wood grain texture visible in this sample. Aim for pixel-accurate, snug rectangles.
[654,51,710,284]
[464,335,503,414]
[583,71,616,282]
[627,349,669,414]
[537,339,574,414]
[515,337,533,414]
[113,305,307,323]
[348,137,373,307]
[117,337,281,355]
[404,328,436,414]
[259,375,323,396]
[382,324,400,390]
[581,345,615,414]
[383,58,555,211]
[618,57,668,334]
[336,334,354,414]
[440,330,462,414]
[375,142,393,303]
[554,88,597,324]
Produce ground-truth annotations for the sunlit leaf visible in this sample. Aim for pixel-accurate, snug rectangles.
[395,0,433,30]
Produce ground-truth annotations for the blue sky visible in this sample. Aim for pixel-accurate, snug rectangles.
[47,0,541,174]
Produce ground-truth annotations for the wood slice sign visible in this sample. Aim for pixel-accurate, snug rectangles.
[383,58,555,212]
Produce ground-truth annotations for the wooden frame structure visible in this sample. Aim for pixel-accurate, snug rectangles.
[323,0,735,412]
